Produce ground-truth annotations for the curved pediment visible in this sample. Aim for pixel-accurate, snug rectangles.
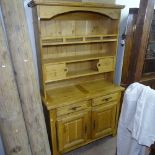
[38,5,121,20]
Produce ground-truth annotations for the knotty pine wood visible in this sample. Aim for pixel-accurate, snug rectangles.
[30,1,124,155]
[91,102,117,139]
[57,109,91,152]
[0,0,51,154]
[28,0,124,9]
[45,80,123,110]
[0,8,32,155]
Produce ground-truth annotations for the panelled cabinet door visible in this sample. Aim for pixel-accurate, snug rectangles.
[44,63,68,82]
[92,102,117,139]
[56,110,90,152]
[97,57,115,73]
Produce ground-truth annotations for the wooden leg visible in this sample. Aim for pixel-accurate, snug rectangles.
[112,130,117,137]
[50,110,61,155]
[113,92,123,137]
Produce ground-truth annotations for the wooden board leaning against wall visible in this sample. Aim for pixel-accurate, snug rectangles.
[121,0,155,88]
[0,0,51,155]
[0,6,32,155]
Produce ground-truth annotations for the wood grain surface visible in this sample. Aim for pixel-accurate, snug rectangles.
[0,7,32,155]
[0,0,51,154]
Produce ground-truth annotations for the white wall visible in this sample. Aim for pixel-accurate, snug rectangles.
[114,0,140,84]
[0,136,5,155]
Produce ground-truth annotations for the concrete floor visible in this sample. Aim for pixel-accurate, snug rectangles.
[65,136,116,155]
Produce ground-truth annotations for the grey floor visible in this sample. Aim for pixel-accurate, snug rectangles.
[65,136,116,155]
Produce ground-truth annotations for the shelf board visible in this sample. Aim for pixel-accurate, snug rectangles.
[41,34,118,46]
[142,72,155,77]
[141,73,155,82]
[145,57,155,60]
[43,54,115,64]
[45,69,114,84]
[67,69,99,78]
[149,41,155,44]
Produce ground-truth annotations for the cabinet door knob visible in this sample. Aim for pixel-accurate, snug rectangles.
[64,68,68,72]
[97,63,101,67]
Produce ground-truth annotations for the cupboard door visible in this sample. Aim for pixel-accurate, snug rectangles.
[92,102,117,139]
[44,63,68,82]
[97,57,115,73]
[57,110,90,152]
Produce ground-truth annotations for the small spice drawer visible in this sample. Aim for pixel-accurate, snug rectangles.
[57,100,91,117]
[92,93,119,106]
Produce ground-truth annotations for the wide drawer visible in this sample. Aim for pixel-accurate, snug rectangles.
[92,93,119,106]
[57,100,91,117]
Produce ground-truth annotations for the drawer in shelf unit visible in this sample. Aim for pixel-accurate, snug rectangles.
[92,93,119,106]
[41,34,118,46]
[57,100,91,117]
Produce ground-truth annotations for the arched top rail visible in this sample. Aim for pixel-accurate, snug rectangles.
[37,5,122,20]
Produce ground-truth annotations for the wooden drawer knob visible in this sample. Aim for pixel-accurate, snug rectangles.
[70,106,81,111]
[102,97,112,102]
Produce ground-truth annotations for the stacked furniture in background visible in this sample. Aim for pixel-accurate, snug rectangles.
[29,1,124,155]
[122,8,155,89]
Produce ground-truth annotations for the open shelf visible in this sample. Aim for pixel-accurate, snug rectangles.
[41,34,118,46]
[45,70,104,84]
[149,41,155,44]
[44,57,115,83]
[145,57,155,60]
[141,73,155,82]
[43,54,115,64]
[67,69,99,79]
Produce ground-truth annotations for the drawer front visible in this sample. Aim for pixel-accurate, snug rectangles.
[92,93,119,106]
[97,57,115,73]
[57,101,91,117]
[44,63,68,82]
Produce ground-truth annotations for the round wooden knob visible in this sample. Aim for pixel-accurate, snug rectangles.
[64,68,68,72]
[97,63,101,67]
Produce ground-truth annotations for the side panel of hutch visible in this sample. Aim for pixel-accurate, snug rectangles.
[29,1,124,155]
